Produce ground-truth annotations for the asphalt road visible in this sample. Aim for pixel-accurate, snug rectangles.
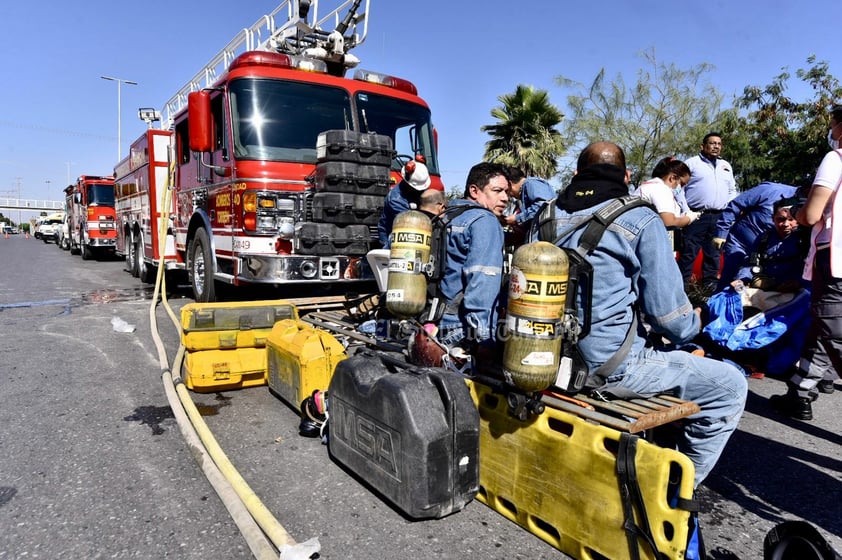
[0,234,839,559]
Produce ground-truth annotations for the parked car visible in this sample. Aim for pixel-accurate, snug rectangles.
[33,219,43,239]
[38,213,65,244]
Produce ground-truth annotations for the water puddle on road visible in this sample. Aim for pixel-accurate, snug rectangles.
[0,286,190,314]
[194,393,233,416]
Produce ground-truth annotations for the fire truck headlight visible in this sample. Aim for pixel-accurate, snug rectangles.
[257,215,275,229]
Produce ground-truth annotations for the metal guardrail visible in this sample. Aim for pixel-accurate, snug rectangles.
[0,198,65,212]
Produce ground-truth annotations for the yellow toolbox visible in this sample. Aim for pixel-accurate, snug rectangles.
[468,380,696,560]
[266,319,347,409]
[180,300,297,352]
[182,347,267,392]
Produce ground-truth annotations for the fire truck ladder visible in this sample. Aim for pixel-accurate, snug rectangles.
[160,0,369,129]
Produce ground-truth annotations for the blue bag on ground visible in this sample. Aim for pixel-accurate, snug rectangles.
[703,287,811,375]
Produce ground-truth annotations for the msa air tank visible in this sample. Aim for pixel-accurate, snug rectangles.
[386,210,432,318]
[503,241,569,392]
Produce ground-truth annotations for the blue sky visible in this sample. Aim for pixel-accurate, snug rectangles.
[2,0,839,222]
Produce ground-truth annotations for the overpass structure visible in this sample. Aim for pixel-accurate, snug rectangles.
[0,198,65,213]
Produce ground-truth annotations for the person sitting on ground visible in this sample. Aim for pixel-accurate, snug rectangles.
[728,200,810,292]
[529,140,746,489]
[633,157,700,253]
[699,201,811,376]
[377,159,431,247]
[712,181,803,292]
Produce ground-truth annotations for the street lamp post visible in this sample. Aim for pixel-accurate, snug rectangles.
[101,75,138,160]
[65,161,75,187]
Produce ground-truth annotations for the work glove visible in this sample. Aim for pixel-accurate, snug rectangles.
[685,211,701,225]
[712,237,727,250]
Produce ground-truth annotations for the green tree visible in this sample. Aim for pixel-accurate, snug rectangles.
[730,55,842,189]
[555,48,725,186]
[481,85,566,178]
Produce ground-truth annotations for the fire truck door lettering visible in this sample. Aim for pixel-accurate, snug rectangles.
[216,193,231,207]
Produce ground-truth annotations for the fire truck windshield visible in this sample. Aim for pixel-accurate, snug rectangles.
[355,91,439,175]
[87,184,115,206]
[231,79,351,163]
[229,78,439,175]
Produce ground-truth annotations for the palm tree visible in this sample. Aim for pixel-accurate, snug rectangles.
[481,85,566,178]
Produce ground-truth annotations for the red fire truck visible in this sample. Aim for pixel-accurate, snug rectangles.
[114,129,176,283]
[64,175,118,260]
[118,0,443,302]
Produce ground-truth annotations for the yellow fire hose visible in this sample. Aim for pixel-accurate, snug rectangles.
[147,159,317,559]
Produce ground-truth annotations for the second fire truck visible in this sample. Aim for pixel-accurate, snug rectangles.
[65,175,118,260]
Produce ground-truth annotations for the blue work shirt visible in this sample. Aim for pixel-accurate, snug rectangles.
[377,182,418,247]
[683,153,738,211]
[438,199,505,346]
[516,177,557,226]
[528,200,699,376]
[714,182,797,249]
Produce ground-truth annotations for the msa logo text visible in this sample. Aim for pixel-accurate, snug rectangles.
[524,280,567,296]
[331,400,399,479]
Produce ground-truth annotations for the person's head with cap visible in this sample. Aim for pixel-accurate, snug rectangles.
[402,160,431,191]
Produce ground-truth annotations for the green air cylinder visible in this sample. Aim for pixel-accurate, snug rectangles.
[502,241,569,392]
[386,210,432,318]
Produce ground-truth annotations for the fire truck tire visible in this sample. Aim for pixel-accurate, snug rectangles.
[190,228,216,303]
[81,240,93,260]
[127,233,139,277]
[138,235,155,285]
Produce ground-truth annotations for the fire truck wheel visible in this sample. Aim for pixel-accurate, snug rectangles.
[81,240,93,260]
[126,233,139,277]
[138,234,155,285]
[190,228,216,302]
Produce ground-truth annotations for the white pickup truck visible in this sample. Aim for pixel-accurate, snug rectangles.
[38,213,65,244]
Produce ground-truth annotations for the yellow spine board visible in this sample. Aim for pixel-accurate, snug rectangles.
[183,347,267,393]
[266,319,347,409]
[468,380,695,560]
[180,300,298,352]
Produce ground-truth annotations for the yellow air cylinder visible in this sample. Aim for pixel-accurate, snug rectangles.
[386,210,432,318]
[503,241,569,392]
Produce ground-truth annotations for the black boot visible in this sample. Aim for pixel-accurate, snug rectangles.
[770,390,813,421]
[818,379,836,394]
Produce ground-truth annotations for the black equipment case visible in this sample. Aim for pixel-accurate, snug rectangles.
[327,351,480,519]
[312,161,392,196]
[316,130,395,166]
[295,222,371,256]
[311,192,384,226]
